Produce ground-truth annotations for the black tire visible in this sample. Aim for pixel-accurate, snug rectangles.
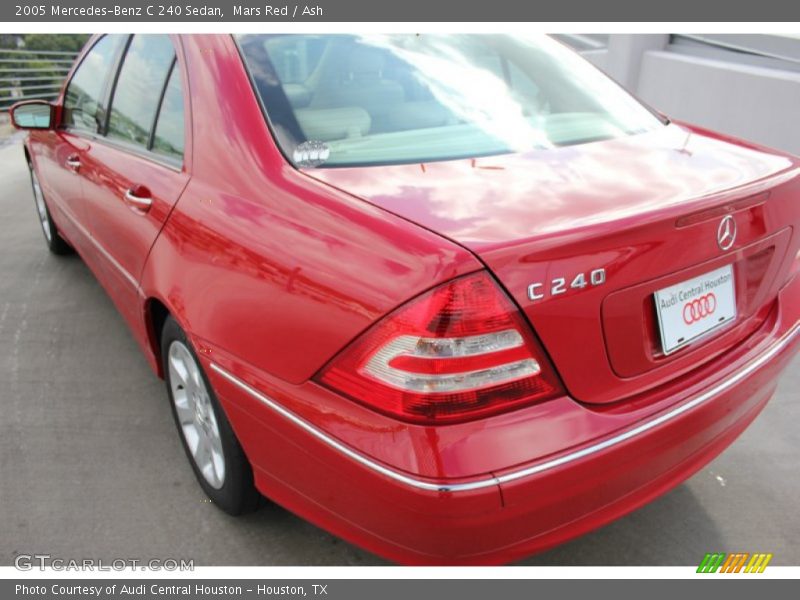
[28,162,73,256]
[161,316,262,515]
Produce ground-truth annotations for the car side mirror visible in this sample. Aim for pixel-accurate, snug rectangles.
[10,100,55,130]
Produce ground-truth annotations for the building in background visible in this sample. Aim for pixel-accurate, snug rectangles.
[557,34,800,156]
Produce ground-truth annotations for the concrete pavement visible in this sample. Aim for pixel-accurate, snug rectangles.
[0,139,798,566]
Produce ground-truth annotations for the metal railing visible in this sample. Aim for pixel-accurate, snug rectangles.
[671,34,800,68]
[0,48,78,111]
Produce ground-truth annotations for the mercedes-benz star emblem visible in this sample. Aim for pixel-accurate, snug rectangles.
[717,215,737,251]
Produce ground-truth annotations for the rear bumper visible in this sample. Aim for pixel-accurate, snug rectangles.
[204,275,800,564]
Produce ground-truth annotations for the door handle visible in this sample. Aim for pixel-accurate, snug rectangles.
[65,154,81,172]
[123,186,153,212]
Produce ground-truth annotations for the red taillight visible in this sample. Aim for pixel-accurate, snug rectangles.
[316,271,563,424]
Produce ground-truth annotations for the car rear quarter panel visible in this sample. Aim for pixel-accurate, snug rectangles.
[138,35,800,484]
[138,34,482,385]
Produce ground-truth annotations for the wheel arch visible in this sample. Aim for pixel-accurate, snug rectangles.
[143,296,174,379]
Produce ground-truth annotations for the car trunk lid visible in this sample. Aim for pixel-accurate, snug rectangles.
[303,124,800,404]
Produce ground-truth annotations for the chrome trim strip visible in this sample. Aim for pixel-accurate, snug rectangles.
[209,363,485,492]
[496,321,800,486]
[209,321,800,494]
[58,205,140,290]
[62,129,184,173]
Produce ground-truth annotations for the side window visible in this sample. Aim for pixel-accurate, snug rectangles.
[107,35,176,149]
[151,65,185,161]
[63,35,125,133]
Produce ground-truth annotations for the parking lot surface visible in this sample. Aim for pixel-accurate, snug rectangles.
[1,138,798,566]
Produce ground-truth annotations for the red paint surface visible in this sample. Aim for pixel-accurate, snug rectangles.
[19,34,800,564]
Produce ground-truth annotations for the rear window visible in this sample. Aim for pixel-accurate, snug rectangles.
[236,34,664,168]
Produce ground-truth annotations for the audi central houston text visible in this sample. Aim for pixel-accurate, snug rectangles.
[11,33,800,564]
[15,585,251,596]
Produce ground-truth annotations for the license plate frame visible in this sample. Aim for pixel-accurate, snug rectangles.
[654,264,737,355]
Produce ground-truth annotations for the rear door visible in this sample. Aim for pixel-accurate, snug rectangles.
[79,34,190,330]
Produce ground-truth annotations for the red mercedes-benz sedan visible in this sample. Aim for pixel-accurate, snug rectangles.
[11,33,800,564]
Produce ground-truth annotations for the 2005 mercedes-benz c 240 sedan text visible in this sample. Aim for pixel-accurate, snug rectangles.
[11,33,800,564]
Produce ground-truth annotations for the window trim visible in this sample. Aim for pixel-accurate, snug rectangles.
[61,34,189,173]
[99,34,133,137]
[104,35,180,157]
[61,129,184,172]
[60,34,129,136]
[148,57,178,152]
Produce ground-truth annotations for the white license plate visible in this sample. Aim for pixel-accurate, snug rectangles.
[654,265,737,355]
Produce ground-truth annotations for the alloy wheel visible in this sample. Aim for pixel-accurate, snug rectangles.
[30,169,52,243]
[167,341,226,489]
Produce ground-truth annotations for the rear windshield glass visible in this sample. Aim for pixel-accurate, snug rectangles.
[236,34,664,168]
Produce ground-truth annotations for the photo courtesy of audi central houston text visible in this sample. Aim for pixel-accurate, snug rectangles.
[8,33,800,565]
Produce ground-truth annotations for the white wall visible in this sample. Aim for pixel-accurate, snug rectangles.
[637,51,800,155]
[578,35,800,157]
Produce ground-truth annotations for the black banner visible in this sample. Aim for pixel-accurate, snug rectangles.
[3,0,800,22]
[5,579,800,599]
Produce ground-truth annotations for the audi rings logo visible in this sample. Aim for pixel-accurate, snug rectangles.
[683,293,717,324]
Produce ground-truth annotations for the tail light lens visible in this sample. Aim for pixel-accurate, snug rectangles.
[316,271,563,424]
